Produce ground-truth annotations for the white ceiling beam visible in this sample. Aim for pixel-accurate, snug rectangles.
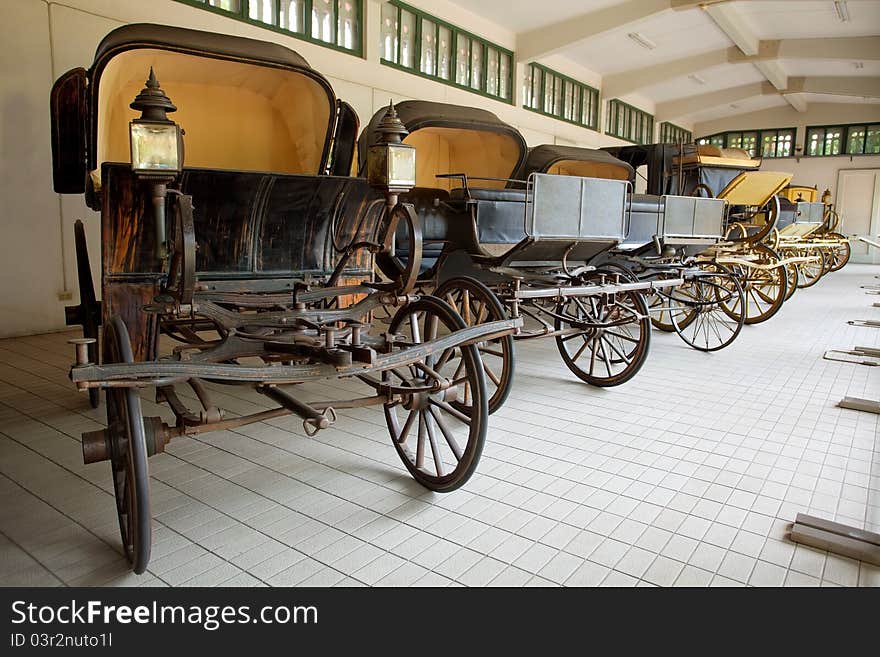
[602,49,732,98]
[515,0,673,63]
[785,76,880,98]
[774,36,880,62]
[781,94,809,112]
[655,82,775,122]
[703,3,759,56]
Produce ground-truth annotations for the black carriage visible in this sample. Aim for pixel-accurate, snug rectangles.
[359,101,684,404]
[52,25,519,573]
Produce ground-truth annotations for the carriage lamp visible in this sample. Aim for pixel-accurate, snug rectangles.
[129,68,183,259]
[367,102,416,196]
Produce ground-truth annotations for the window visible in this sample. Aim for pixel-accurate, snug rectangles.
[522,63,600,130]
[806,123,880,156]
[178,0,363,55]
[380,1,513,103]
[606,99,654,144]
[659,122,692,144]
[696,128,795,158]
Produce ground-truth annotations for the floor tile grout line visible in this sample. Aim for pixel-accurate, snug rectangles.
[0,515,67,587]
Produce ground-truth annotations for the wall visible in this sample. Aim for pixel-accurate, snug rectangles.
[0,0,664,337]
[693,103,880,205]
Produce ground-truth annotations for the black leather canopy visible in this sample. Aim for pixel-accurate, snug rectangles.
[518,144,633,180]
[358,100,528,178]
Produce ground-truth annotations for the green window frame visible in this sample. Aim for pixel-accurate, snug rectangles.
[522,63,599,130]
[606,99,654,145]
[174,0,364,56]
[379,1,513,104]
[696,127,796,158]
[806,123,880,157]
[659,122,692,144]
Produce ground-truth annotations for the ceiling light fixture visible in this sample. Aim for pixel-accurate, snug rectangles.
[833,1,850,23]
[854,61,864,69]
[729,103,739,109]
[627,32,657,50]
[688,73,707,85]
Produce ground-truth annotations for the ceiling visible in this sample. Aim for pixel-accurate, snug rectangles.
[449,0,880,128]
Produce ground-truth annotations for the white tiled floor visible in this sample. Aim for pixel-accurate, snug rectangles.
[0,264,877,587]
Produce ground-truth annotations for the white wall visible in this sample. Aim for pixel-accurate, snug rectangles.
[693,103,880,205]
[0,0,664,337]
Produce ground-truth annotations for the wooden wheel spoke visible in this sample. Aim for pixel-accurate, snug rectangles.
[483,361,502,387]
[430,399,471,425]
[429,406,463,461]
[397,409,418,446]
[424,412,444,477]
[416,412,426,469]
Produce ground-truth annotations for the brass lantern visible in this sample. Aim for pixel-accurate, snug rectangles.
[367,102,416,194]
[129,68,183,258]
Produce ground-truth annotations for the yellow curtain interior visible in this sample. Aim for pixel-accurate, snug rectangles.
[403,127,521,190]
[97,48,331,175]
[546,159,631,180]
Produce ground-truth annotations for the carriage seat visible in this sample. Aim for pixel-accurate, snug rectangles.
[450,186,527,247]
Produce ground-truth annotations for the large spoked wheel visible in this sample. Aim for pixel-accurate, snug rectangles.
[722,244,787,325]
[434,277,514,415]
[554,286,651,387]
[671,263,744,352]
[104,315,151,574]
[648,277,698,334]
[796,247,825,289]
[384,296,488,492]
[827,234,851,272]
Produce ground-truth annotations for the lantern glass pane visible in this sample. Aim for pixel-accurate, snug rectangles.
[130,122,179,172]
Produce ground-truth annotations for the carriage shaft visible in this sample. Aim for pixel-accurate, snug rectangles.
[70,317,521,386]
[512,278,683,301]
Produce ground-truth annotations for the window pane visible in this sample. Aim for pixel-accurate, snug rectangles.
[847,125,866,154]
[337,0,358,50]
[807,129,822,156]
[499,53,510,100]
[438,26,452,80]
[380,2,398,62]
[777,131,793,157]
[400,9,416,68]
[866,125,880,155]
[208,0,240,12]
[280,0,305,32]
[544,73,555,114]
[825,128,842,155]
[486,48,499,97]
[531,67,543,110]
[420,19,436,75]
[563,81,575,121]
[455,34,470,86]
[248,0,275,24]
[311,0,335,44]
[470,42,483,90]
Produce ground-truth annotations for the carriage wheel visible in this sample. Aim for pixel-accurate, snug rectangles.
[104,315,151,574]
[720,244,787,325]
[554,287,651,387]
[648,274,698,334]
[434,277,514,415]
[826,234,851,272]
[796,247,825,289]
[672,263,744,352]
[783,260,798,301]
[72,220,101,408]
[384,296,488,492]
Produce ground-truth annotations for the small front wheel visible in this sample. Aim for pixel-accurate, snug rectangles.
[104,315,151,574]
[554,286,651,387]
[384,296,488,492]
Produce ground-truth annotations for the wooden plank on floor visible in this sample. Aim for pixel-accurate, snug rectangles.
[790,522,880,567]
[838,396,880,414]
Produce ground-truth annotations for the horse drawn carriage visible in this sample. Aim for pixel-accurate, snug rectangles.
[358,102,688,406]
[52,25,520,573]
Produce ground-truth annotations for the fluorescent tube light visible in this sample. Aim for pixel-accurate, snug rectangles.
[688,73,707,85]
[834,1,850,23]
[627,32,657,50]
